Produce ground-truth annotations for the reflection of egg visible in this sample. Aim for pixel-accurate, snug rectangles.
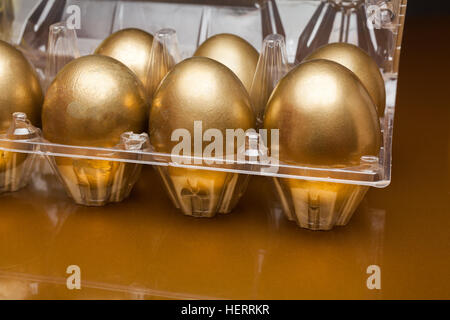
[42,55,148,147]
[305,43,386,117]
[264,59,381,230]
[150,57,255,217]
[264,59,381,166]
[0,40,43,132]
[95,28,154,92]
[194,33,259,92]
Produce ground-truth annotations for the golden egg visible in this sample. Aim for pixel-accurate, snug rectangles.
[43,54,148,147]
[150,57,255,217]
[264,59,381,230]
[42,55,148,206]
[0,199,54,272]
[95,28,154,92]
[150,57,254,154]
[305,42,386,117]
[264,59,381,167]
[194,33,259,92]
[0,40,43,131]
[0,40,42,192]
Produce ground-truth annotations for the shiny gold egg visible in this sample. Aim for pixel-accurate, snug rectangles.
[0,40,42,192]
[0,40,43,131]
[95,28,154,92]
[264,59,381,230]
[150,56,255,154]
[42,54,148,147]
[194,33,259,92]
[305,42,386,117]
[264,59,381,167]
[42,55,148,206]
[150,57,255,217]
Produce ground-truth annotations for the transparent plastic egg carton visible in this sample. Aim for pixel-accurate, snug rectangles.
[0,0,407,230]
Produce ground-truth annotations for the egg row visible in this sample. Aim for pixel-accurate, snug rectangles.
[0,28,385,230]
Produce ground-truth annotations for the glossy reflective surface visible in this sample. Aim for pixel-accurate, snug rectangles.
[0,163,388,299]
[0,17,449,300]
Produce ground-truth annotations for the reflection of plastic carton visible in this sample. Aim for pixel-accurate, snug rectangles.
[273,178,369,230]
[156,166,250,217]
[47,132,149,206]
